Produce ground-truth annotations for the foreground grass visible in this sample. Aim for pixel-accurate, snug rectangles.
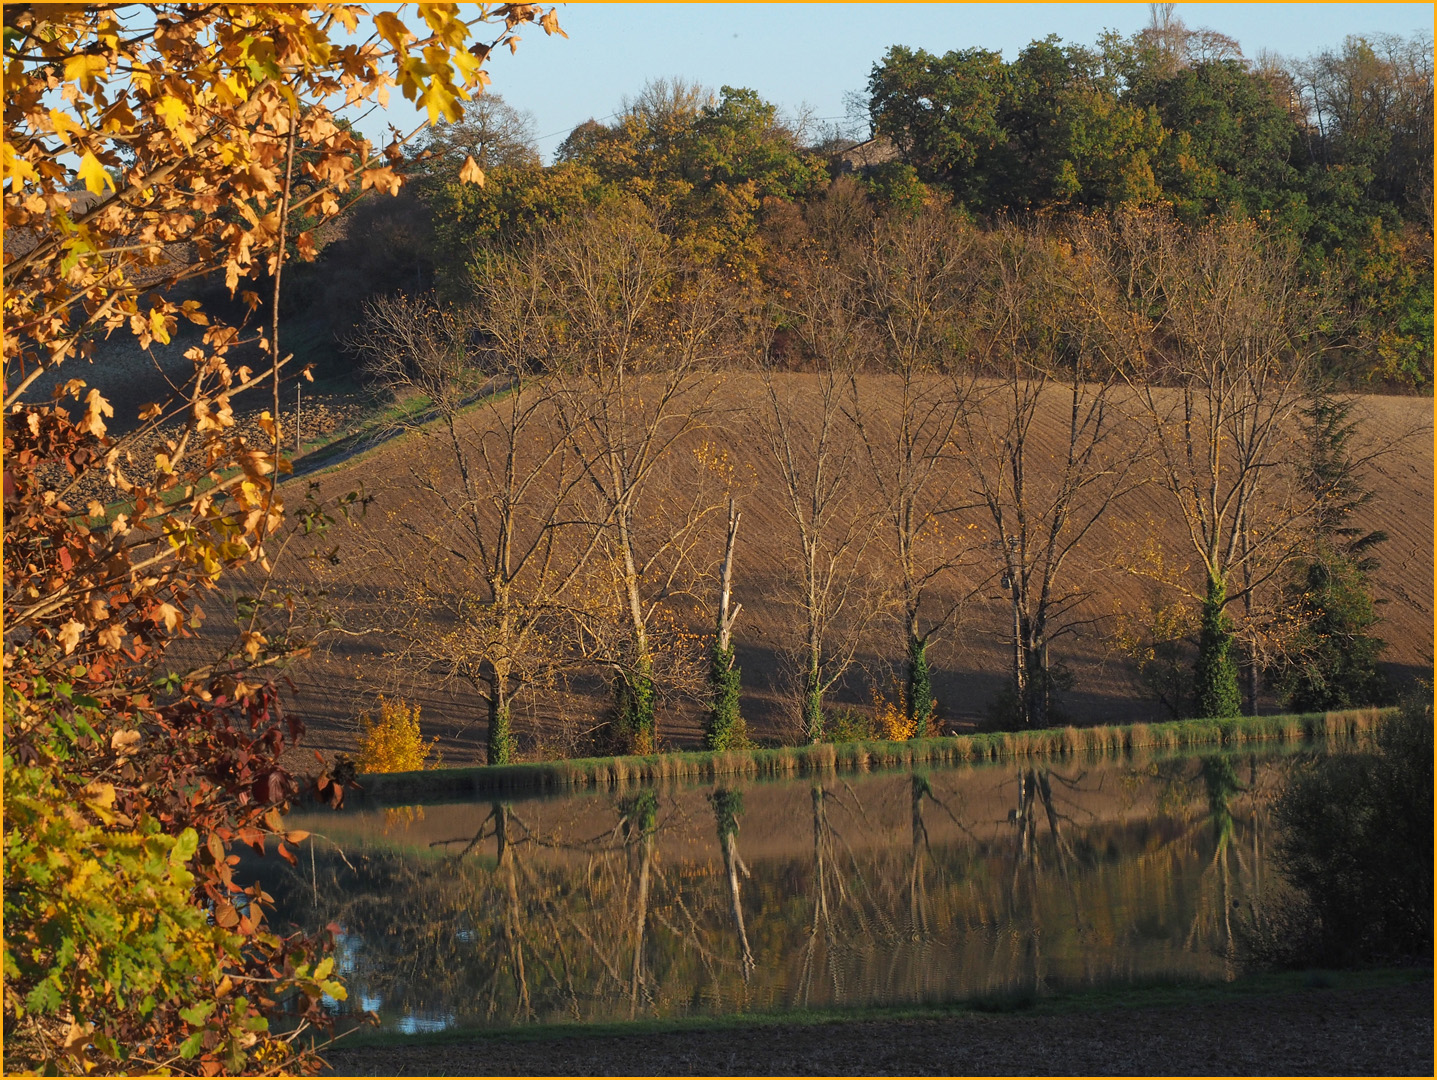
[322,965,1429,1051]
[346,706,1392,805]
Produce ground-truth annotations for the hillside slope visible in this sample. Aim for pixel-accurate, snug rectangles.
[258,375,1431,764]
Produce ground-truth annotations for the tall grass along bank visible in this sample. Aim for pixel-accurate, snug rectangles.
[329,707,1391,806]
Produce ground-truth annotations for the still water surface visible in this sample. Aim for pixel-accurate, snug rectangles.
[271,748,1301,1035]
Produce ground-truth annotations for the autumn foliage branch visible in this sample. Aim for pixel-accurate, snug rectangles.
[2,4,563,1074]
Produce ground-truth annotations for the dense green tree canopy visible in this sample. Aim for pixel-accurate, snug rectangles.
[867,45,1010,206]
[305,25,1431,388]
[859,27,1431,386]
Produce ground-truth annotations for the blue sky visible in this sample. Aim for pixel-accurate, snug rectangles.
[357,3,1435,160]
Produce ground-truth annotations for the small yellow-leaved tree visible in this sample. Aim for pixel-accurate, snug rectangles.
[355,697,441,773]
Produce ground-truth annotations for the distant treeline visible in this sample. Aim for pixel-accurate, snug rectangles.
[285,19,1432,389]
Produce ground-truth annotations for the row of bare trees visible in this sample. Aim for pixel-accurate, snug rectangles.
[344,189,1390,761]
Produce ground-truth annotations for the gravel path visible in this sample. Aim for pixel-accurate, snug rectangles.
[323,978,1433,1077]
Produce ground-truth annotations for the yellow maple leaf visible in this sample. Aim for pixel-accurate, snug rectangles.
[374,11,411,47]
[77,151,114,195]
[155,603,181,633]
[63,53,109,92]
[2,142,39,185]
[149,308,171,345]
[155,94,190,130]
[48,108,84,145]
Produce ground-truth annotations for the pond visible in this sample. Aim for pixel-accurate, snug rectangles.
[265,747,1304,1036]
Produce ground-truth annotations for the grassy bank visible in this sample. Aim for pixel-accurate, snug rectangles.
[339,706,1392,805]
[321,965,1428,1051]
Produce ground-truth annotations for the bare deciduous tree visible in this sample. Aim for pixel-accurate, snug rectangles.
[346,291,595,763]
[963,219,1143,727]
[537,202,738,752]
[850,203,984,732]
[1078,211,1332,717]
[761,367,878,743]
[763,195,882,742]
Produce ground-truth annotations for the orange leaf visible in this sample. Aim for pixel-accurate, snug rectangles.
[78,388,114,438]
[458,155,485,186]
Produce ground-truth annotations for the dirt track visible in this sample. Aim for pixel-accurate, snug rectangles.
[322,977,1434,1076]
[241,375,1432,766]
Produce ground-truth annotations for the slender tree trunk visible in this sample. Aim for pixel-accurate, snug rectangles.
[1241,646,1259,716]
[906,618,932,735]
[1024,628,1049,729]
[803,660,824,744]
[616,511,656,753]
[1195,575,1242,718]
[1239,551,1260,714]
[707,500,744,750]
[1011,585,1028,727]
[486,672,514,766]
[617,655,656,755]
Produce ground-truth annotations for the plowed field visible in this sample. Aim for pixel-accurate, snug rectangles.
[248,375,1431,766]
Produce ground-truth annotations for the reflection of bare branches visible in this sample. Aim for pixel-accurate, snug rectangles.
[629,828,653,1017]
[297,832,358,873]
[428,805,497,857]
[556,910,628,991]
[1004,764,1108,990]
[275,753,1289,1029]
[435,801,638,857]
[535,901,582,1020]
[836,776,879,831]
[825,814,896,942]
[798,785,831,1006]
[495,805,532,1021]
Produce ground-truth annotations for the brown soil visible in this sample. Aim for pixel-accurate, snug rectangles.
[263,375,1431,767]
[321,978,1434,1076]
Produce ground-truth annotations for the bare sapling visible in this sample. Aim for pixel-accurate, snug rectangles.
[706,498,747,749]
[963,218,1144,728]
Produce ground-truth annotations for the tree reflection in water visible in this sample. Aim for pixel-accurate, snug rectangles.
[710,789,755,979]
[264,750,1294,1033]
